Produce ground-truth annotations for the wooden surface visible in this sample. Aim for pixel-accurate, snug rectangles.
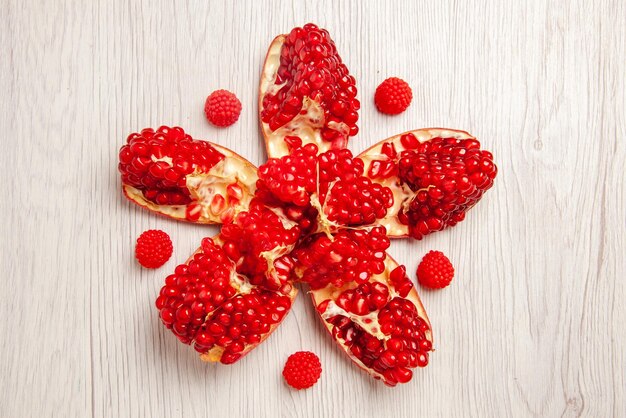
[1,0,624,417]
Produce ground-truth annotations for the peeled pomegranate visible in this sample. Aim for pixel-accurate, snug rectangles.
[309,255,432,386]
[259,23,359,158]
[155,231,297,364]
[120,24,497,386]
[358,128,498,239]
[119,126,258,224]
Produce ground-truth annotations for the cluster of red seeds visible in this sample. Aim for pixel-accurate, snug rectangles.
[417,250,455,289]
[220,201,301,292]
[374,77,413,115]
[293,227,390,290]
[135,230,173,268]
[328,297,431,386]
[335,281,390,316]
[119,126,224,205]
[258,144,393,228]
[397,136,497,239]
[204,89,242,127]
[282,351,322,389]
[261,23,359,146]
[155,237,237,344]
[257,143,319,206]
[194,290,292,364]
[322,176,393,226]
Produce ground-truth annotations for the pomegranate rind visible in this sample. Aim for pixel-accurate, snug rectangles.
[310,253,432,385]
[122,143,258,224]
[357,128,476,237]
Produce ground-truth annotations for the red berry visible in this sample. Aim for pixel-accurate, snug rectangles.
[135,230,173,268]
[282,351,322,389]
[416,250,454,289]
[204,89,242,127]
[374,77,412,115]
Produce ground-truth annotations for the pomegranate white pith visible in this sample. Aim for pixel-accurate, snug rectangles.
[123,144,258,224]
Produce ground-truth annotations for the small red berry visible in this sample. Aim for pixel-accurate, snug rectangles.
[416,250,454,289]
[204,89,242,127]
[282,351,322,390]
[374,77,413,115]
[135,230,173,268]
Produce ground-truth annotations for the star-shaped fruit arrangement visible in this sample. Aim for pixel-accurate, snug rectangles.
[118,23,497,386]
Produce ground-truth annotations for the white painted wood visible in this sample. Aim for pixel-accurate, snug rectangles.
[1,0,624,416]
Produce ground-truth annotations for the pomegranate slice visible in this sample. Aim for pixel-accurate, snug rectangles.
[358,128,497,239]
[293,226,390,290]
[256,144,393,233]
[119,126,258,224]
[259,23,359,158]
[156,200,301,364]
[309,252,432,386]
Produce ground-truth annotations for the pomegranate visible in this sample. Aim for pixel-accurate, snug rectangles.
[155,202,300,364]
[358,128,498,239]
[120,24,497,386]
[259,23,359,158]
[119,126,257,224]
[310,255,432,386]
[256,143,394,234]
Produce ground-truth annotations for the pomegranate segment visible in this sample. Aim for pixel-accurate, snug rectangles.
[119,126,258,224]
[220,200,301,292]
[196,289,292,364]
[292,226,391,290]
[257,144,393,233]
[155,235,297,364]
[358,128,497,239]
[310,255,432,386]
[259,23,359,158]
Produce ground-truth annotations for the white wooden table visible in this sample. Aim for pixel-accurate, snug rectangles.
[1,1,624,417]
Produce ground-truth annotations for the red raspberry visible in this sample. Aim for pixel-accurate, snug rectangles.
[135,230,173,268]
[416,250,454,289]
[204,89,242,127]
[282,351,322,389]
[374,77,413,115]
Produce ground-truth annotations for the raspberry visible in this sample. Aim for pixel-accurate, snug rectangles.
[135,230,173,268]
[374,77,412,115]
[204,89,242,127]
[282,351,322,389]
[416,250,454,289]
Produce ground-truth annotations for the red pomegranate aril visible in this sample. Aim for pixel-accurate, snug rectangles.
[160,308,175,324]
[392,367,413,383]
[416,352,429,367]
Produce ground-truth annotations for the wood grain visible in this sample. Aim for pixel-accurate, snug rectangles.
[1,0,624,416]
